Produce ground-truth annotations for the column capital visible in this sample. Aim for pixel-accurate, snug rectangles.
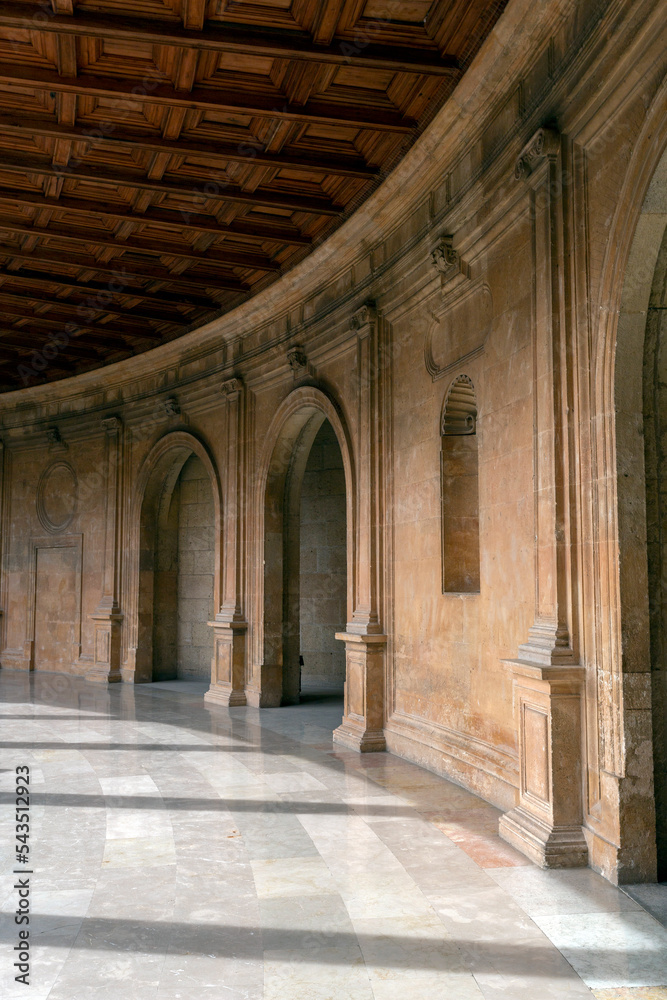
[101,415,122,434]
[515,126,560,180]
[350,301,377,333]
[221,376,243,399]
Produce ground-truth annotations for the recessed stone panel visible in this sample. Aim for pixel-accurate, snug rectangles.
[426,281,492,380]
[37,461,78,534]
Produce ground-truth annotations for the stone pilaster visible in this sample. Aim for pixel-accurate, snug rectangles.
[499,662,587,867]
[88,416,123,683]
[499,128,587,863]
[206,377,247,707]
[515,127,574,666]
[334,303,387,752]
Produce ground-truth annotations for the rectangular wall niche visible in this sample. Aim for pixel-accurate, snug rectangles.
[441,375,480,593]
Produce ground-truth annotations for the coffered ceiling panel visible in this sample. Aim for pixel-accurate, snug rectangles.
[0,0,506,390]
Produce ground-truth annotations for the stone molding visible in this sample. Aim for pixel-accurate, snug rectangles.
[425,278,491,381]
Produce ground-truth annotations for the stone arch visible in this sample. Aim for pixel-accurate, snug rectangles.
[249,386,356,708]
[643,222,667,879]
[125,430,222,683]
[591,77,667,882]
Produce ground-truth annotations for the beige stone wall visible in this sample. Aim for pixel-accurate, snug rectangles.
[0,0,665,884]
[299,420,347,689]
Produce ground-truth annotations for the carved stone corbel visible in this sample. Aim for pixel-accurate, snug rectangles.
[430,236,469,288]
[514,126,560,180]
[101,415,121,434]
[46,426,67,452]
[349,301,377,332]
[221,376,243,398]
[163,396,180,417]
[287,347,308,376]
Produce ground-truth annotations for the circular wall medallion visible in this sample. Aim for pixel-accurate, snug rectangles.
[37,461,78,533]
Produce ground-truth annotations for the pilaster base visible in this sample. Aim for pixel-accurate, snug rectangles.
[245,686,281,708]
[333,631,387,754]
[87,613,122,684]
[333,722,386,753]
[0,645,33,671]
[499,658,587,868]
[500,806,588,868]
[205,686,247,708]
[85,667,122,684]
[205,620,247,707]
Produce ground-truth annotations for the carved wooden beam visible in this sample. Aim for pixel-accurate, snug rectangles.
[0,4,459,75]
[0,63,417,132]
[0,219,281,273]
[0,288,191,326]
[0,152,341,217]
[0,191,311,246]
[0,245,250,294]
[0,264,223,308]
[0,114,378,179]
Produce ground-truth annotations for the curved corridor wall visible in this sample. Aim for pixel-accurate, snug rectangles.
[0,0,666,885]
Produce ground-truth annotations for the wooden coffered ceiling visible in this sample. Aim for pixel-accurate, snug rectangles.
[0,0,506,391]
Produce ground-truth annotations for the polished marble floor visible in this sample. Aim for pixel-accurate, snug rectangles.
[0,671,666,1000]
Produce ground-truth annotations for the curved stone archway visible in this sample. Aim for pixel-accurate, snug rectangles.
[124,431,222,684]
[248,386,356,710]
[590,79,667,882]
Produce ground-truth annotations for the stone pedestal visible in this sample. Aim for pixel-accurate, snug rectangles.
[333,632,386,752]
[245,666,282,708]
[499,660,587,867]
[205,620,247,707]
[86,612,123,683]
